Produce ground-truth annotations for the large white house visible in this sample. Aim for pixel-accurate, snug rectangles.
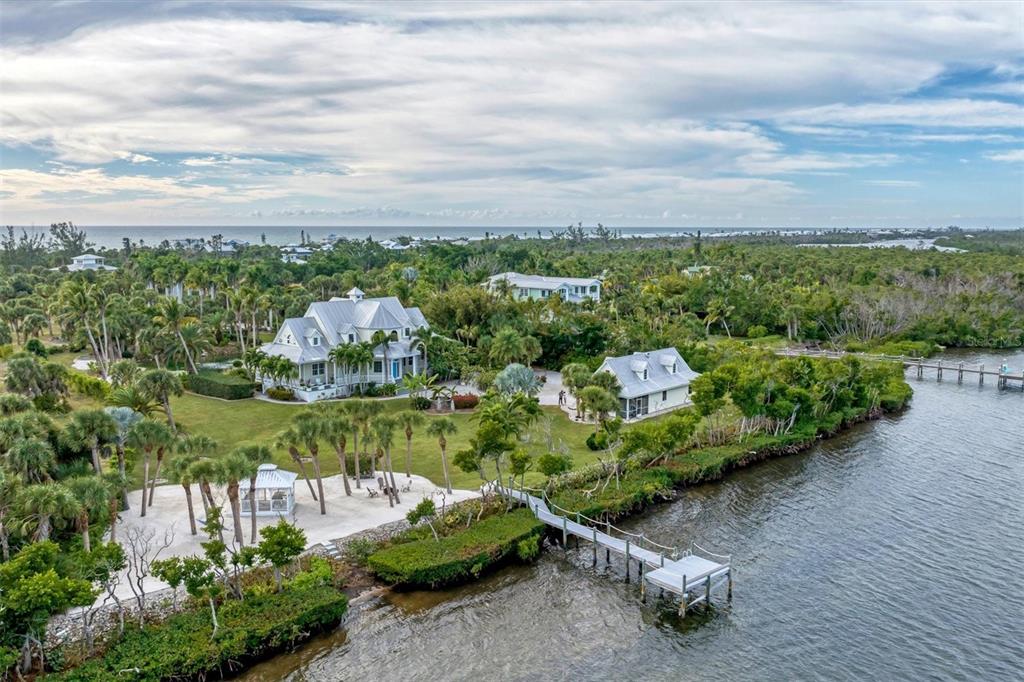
[596,348,700,422]
[51,253,117,272]
[259,288,429,401]
[485,272,601,303]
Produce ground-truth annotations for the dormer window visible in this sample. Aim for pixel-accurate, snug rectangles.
[311,336,320,346]
[284,334,293,344]
[404,328,410,338]
[671,361,677,374]
[348,333,355,343]
[643,369,648,381]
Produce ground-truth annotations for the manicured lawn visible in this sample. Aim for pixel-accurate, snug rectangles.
[121,392,599,491]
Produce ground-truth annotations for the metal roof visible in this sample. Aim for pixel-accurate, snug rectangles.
[254,463,298,490]
[597,347,700,399]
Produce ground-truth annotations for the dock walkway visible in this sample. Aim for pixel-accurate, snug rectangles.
[492,481,732,616]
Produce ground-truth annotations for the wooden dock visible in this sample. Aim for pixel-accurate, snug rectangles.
[776,348,1024,390]
[492,481,732,616]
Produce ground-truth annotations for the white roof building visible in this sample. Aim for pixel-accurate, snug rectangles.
[485,271,601,303]
[241,464,298,516]
[596,348,700,422]
[52,253,117,272]
[259,288,430,401]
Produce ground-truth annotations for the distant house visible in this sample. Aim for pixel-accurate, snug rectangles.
[596,348,699,422]
[51,253,117,272]
[683,265,716,278]
[485,272,601,303]
[259,287,429,402]
[280,244,313,264]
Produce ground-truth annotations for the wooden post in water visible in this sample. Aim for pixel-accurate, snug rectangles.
[727,569,733,602]
[679,574,688,617]
[592,529,598,565]
[917,359,923,379]
[562,516,568,548]
[979,365,984,386]
[936,359,942,381]
[624,540,631,581]
[958,362,964,383]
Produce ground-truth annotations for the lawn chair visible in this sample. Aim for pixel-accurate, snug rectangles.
[367,488,380,499]
[400,481,412,493]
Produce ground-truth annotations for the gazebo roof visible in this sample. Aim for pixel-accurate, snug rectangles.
[254,463,298,489]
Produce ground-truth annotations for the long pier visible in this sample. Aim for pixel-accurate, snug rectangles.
[776,348,1024,391]
[492,480,732,617]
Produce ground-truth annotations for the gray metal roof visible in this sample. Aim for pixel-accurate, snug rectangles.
[254,463,297,490]
[597,347,700,399]
[487,272,601,290]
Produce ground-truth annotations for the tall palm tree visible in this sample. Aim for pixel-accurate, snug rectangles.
[233,444,270,543]
[187,457,220,514]
[66,409,117,474]
[340,400,369,487]
[66,476,108,553]
[489,327,526,367]
[217,451,256,546]
[352,342,375,391]
[103,406,142,509]
[126,419,174,517]
[154,297,199,374]
[292,412,327,515]
[107,384,159,417]
[102,471,128,542]
[4,437,55,483]
[426,417,458,494]
[327,344,351,393]
[371,416,400,507]
[0,470,21,561]
[166,453,200,535]
[314,405,352,497]
[274,427,320,507]
[137,369,184,433]
[395,410,425,478]
[17,482,78,542]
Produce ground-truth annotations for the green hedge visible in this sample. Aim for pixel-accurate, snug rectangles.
[46,585,347,681]
[185,370,254,400]
[367,509,544,588]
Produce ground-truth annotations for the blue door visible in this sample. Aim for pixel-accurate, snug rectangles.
[391,360,400,379]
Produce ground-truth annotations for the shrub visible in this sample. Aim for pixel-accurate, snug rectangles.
[44,585,348,681]
[343,538,379,567]
[266,386,296,401]
[342,454,375,477]
[585,431,608,451]
[185,370,254,400]
[516,535,541,562]
[379,383,398,397]
[410,396,431,410]
[746,325,769,339]
[68,373,110,401]
[367,509,544,588]
[360,383,380,397]
[452,393,479,410]
[536,451,572,476]
[25,338,47,356]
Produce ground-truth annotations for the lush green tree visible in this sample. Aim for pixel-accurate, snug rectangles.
[493,363,541,396]
[66,475,109,552]
[425,417,458,494]
[137,369,184,433]
[126,419,175,516]
[395,410,425,478]
[65,408,117,474]
[257,519,307,592]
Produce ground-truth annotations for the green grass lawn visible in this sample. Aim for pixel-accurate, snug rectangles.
[119,393,599,491]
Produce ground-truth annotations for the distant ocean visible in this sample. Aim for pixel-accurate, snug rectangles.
[8,225,905,250]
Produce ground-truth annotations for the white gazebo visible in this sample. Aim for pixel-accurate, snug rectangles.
[241,463,298,516]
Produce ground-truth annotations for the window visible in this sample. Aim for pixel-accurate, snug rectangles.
[642,369,648,381]
[311,336,320,346]
[404,328,410,337]
[671,361,676,374]
[348,333,355,343]
[311,362,325,377]
[662,390,667,401]
[373,361,383,373]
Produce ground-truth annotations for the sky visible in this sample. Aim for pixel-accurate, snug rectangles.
[1,0,1022,228]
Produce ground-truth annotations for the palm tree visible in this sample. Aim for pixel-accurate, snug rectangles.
[109,358,143,388]
[395,410,425,478]
[340,400,370,487]
[166,453,200,535]
[489,327,525,367]
[187,457,220,516]
[371,416,400,506]
[172,434,218,519]
[0,470,21,560]
[233,444,271,543]
[172,321,212,369]
[314,405,353,497]
[126,420,174,516]
[103,406,142,509]
[292,412,327,515]
[274,427,321,508]
[4,438,55,483]
[107,385,159,417]
[578,386,619,425]
[137,369,184,433]
[560,362,591,410]
[154,297,199,373]
[426,417,458,494]
[66,409,117,474]
[328,344,352,393]
[371,329,399,384]
[66,476,109,553]
[352,342,375,391]
[102,472,128,542]
[17,482,78,542]
[217,451,256,546]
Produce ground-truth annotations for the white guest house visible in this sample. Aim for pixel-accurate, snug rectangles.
[485,272,602,303]
[259,288,430,401]
[596,348,700,422]
[50,253,117,272]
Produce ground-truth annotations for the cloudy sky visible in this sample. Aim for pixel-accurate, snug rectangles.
[1,1,1022,227]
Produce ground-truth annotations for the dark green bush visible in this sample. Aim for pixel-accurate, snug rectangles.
[410,396,431,410]
[367,509,544,588]
[25,338,47,356]
[45,586,347,681]
[185,370,254,400]
[585,431,608,451]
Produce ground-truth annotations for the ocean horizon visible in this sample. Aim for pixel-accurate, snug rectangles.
[4,224,989,251]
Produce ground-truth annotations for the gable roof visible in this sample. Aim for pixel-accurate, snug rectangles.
[487,272,600,290]
[254,463,298,490]
[597,347,699,399]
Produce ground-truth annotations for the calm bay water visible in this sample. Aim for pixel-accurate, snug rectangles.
[241,349,1023,682]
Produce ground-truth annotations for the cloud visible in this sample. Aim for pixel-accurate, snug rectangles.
[775,99,1024,129]
[117,151,157,163]
[866,180,922,188]
[985,149,1024,162]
